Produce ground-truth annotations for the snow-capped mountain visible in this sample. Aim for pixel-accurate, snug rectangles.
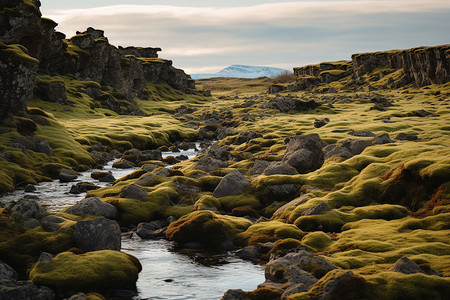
[191,65,288,79]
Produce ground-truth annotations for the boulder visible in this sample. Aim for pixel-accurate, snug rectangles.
[36,141,52,156]
[341,138,373,155]
[35,80,67,103]
[301,203,330,216]
[249,160,271,176]
[10,198,41,219]
[59,169,78,183]
[349,131,376,137]
[213,170,249,198]
[192,156,227,173]
[314,118,329,128]
[113,159,136,169]
[389,256,424,274]
[98,173,116,182]
[136,221,167,239]
[373,133,394,144]
[235,246,260,261]
[66,197,117,219]
[323,144,352,160]
[263,162,299,176]
[0,261,17,280]
[233,131,263,145]
[221,289,246,300]
[395,132,419,141]
[120,184,148,201]
[0,279,55,300]
[40,215,65,232]
[29,250,140,291]
[74,217,121,251]
[24,184,37,192]
[282,134,326,173]
[69,182,100,194]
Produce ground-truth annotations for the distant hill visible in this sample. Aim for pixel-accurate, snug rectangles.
[191,65,288,79]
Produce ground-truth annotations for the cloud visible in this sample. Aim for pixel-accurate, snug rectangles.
[43,1,450,73]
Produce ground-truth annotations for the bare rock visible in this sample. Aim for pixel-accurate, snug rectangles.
[263,161,299,176]
[301,203,330,216]
[66,197,117,219]
[59,168,78,183]
[213,170,249,198]
[74,217,121,251]
[120,184,148,201]
[389,256,424,274]
[282,134,326,173]
[0,261,17,280]
[341,138,373,155]
[323,144,353,160]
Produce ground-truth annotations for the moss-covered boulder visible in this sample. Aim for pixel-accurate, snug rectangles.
[239,221,305,245]
[165,210,252,249]
[29,250,141,291]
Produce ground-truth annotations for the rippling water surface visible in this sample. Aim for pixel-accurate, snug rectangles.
[0,145,265,299]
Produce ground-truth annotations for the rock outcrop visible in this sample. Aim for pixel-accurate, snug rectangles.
[0,1,196,119]
[352,45,450,86]
[0,43,39,120]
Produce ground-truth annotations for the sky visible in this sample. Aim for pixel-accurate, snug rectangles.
[40,1,450,74]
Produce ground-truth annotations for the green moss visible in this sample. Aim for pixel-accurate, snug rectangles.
[351,204,408,220]
[239,221,305,245]
[29,250,140,291]
[194,195,221,211]
[301,231,332,252]
[294,210,348,232]
[165,211,252,248]
[218,194,261,212]
[364,272,450,300]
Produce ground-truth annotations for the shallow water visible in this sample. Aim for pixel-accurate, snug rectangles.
[0,145,265,299]
[122,237,264,300]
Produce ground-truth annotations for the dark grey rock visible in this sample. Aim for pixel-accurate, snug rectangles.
[98,174,116,182]
[10,199,41,219]
[249,160,271,176]
[341,138,373,155]
[221,289,246,300]
[24,184,37,192]
[59,168,78,183]
[213,170,249,198]
[74,217,121,251]
[0,261,17,280]
[136,221,167,239]
[66,197,117,218]
[395,132,419,141]
[135,173,155,186]
[236,246,260,261]
[23,219,40,229]
[36,140,52,156]
[192,156,227,173]
[323,144,353,160]
[120,184,148,201]
[282,134,326,173]
[113,159,136,169]
[263,161,299,176]
[373,133,394,144]
[301,203,330,216]
[314,118,329,128]
[389,256,424,274]
[0,279,55,300]
[349,131,376,137]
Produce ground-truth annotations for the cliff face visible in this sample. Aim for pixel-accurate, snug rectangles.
[352,45,450,86]
[0,0,195,120]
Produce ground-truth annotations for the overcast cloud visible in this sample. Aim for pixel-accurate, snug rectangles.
[41,1,450,74]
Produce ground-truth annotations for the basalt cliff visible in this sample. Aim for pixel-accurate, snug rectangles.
[0,0,194,120]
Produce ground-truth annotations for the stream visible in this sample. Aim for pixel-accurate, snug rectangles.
[0,146,265,299]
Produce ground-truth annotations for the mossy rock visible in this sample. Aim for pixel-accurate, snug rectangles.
[239,221,305,245]
[351,204,408,220]
[29,250,141,291]
[0,214,75,276]
[301,231,333,252]
[165,210,252,248]
[294,210,348,232]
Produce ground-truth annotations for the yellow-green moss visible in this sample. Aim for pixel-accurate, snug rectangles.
[29,250,140,291]
[301,231,332,252]
[239,221,305,245]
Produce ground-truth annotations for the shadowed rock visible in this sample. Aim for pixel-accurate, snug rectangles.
[213,170,249,198]
[74,217,121,251]
[120,184,148,201]
[66,197,117,219]
[389,256,424,274]
[301,202,330,216]
[59,169,78,183]
[263,162,299,176]
[282,134,326,173]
